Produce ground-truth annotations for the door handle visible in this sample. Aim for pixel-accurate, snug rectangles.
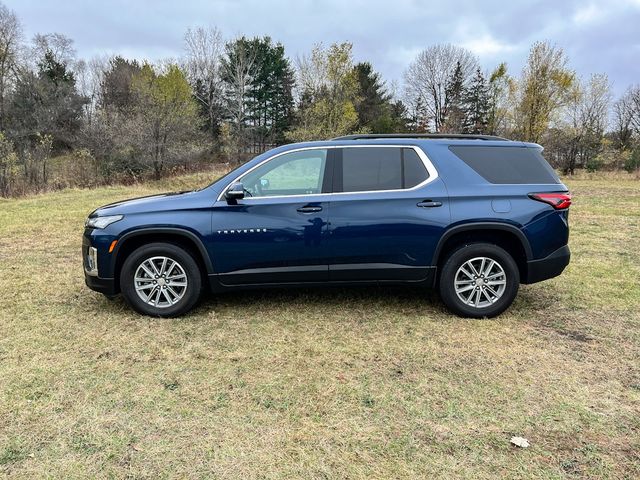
[297,205,323,213]
[417,200,443,208]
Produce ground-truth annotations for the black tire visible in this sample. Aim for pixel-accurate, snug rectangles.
[438,243,519,318]
[120,242,202,317]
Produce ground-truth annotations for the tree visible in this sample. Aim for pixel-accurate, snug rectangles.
[100,56,142,111]
[31,32,75,68]
[130,64,202,177]
[612,85,640,151]
[612,89,635,150]
[288,42,360,141]
[546,74,611,174]
[6,49,87,150]
[463,68,490,134]
[183,26,224,141]
[352,62,407,133]
[244,37,295,149]
[73,56,107,125]
[441,61,466,132]
[487,63,514,136]
[0,131,18,196]
[516,41,575,143]
[0,2,22,130]
[220,37,257,158]
[630,87,640,134]
[404,44,478,132]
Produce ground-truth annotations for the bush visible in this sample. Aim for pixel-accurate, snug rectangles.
[624,148,640,173]
[586,156,603,172]
[0,133,19,196]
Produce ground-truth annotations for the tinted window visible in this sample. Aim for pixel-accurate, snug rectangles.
[403,148,429,188]
[338,147,429,192]
[342,147,401,192]
[240,149,327,197]
[449,146,560,184]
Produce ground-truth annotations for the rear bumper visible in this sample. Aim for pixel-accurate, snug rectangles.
[523,244,570,284]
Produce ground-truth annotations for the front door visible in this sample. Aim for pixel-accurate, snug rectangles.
[210,148,333,285]
[328,146,450,282]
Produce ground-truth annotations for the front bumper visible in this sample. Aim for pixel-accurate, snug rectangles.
[83,234,118,295]
[523,244,571,284]
[85,273,117,295]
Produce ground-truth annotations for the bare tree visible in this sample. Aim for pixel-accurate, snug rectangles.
[221,37,257,158]
[294,43,329,99]
[32,32,76,67]
[613,91,635,150]
[571,74,610,169]
[74,55,108,125]
[0,2,23,129]
[547,74,611,173]
[628,86,640,134]
[403,44,478,132]
[183,26,224,139]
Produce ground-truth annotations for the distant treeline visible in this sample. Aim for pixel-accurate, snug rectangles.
[0,3,639,196]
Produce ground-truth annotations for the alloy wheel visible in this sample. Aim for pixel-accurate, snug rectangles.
[134,256,188,308]
[454,256,507,308]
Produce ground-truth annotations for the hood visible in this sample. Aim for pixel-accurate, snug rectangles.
[90,189,210,216]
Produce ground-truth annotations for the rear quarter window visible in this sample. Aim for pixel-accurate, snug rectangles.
[449,146,560,184]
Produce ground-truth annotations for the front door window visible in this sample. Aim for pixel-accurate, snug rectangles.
[240,149,327,197]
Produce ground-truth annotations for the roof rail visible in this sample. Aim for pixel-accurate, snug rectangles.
[332,133,510,141]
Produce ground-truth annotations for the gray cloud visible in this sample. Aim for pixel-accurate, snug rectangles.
[6,0,640,95]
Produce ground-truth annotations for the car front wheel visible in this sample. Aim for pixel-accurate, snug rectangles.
[438,243,519,318]
[120,243,202,317]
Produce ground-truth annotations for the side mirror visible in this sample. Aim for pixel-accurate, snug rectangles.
[225,182,245,204]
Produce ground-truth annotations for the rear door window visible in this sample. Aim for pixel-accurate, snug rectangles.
[336,147,429,192]
[449,146,560,184]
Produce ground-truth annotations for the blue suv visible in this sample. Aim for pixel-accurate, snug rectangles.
[83,134,571,318]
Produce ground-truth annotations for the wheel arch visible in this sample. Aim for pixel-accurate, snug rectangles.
[111,228,213,292]
[433,223,532,281]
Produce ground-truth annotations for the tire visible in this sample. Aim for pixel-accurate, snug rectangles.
[120,242,202,317]
[438,243,519,318]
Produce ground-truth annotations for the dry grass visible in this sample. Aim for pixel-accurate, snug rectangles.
[0,169,638,479]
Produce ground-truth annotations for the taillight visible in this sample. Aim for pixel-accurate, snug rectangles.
[529,192,572,210]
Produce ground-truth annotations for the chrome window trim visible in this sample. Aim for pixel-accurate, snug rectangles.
[216,144,440,202]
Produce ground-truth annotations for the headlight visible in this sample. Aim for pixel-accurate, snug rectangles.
[85,215,124,229]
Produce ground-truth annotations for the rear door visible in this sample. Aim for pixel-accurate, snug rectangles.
[327,146,450,282]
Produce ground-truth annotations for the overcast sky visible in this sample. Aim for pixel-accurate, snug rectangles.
[6,0,640,96]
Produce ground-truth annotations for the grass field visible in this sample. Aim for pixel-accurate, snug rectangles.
[0,170,639,479]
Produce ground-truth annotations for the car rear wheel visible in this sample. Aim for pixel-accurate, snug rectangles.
[439,243,519,318]
[120,243,202,317]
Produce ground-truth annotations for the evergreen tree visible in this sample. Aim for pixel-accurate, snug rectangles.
[353,62,408,133]
[100,56,142,112]
[442,61,465,132]
[353,62,388,130]
[7,49,87,150]
[222,36,295,152]
[407,96,428,133]
[463,68,490,134]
